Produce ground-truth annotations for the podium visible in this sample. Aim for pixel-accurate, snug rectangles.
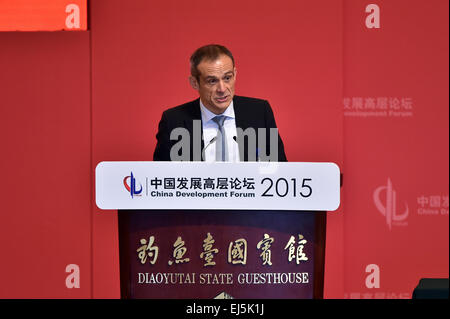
[96,162,340,299]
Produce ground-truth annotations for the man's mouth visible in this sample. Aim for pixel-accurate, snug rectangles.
[215,96,229,103]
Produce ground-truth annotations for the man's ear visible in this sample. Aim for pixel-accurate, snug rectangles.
[234,67,237,79]
[189,76,199,90]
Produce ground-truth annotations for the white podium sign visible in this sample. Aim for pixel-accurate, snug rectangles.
[95,161,340,211]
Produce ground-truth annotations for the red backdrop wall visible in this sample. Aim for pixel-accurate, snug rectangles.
[0,32,91,298]
[343,0,449,298]
[0,0,447,298]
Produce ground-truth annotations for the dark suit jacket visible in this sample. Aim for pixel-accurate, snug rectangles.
[153,95,287,162]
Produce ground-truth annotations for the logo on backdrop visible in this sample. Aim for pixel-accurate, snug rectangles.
[373,178,409,230]
[124,172,143,198]
[343,96,414,118]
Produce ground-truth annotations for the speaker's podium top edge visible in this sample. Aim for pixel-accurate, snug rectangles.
[95,161,341,212]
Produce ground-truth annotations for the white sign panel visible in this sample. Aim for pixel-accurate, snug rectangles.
[95,161,340,211]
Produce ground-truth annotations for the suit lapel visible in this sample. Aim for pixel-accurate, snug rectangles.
[233,96,252,161]
[184,99,204,161]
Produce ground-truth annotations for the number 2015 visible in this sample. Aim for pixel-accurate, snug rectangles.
[261,178,312,198]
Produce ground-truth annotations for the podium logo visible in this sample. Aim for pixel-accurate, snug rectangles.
[123,172,143,198]
[373,178,409,230]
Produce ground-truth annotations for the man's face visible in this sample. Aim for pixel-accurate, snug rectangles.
[190,55,236,114]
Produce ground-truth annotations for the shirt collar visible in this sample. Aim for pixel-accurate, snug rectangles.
[200,99,235,123]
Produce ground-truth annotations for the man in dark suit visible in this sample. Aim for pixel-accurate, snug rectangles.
[153,44,287,162]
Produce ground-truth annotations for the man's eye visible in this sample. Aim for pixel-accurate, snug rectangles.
[224,76,231,81]
[208,79,217,84]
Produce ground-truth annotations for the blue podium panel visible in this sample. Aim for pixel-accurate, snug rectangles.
[118,210,326,299]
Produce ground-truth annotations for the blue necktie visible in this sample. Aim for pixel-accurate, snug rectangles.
[212,115,227,161]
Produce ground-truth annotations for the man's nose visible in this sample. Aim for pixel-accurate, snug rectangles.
[216,80,226,93]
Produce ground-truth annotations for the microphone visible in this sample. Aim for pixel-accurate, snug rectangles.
[232,136,243,162]
[201,136,217,161]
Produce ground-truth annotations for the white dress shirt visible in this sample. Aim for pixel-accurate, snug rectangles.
[200,99,240,162]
